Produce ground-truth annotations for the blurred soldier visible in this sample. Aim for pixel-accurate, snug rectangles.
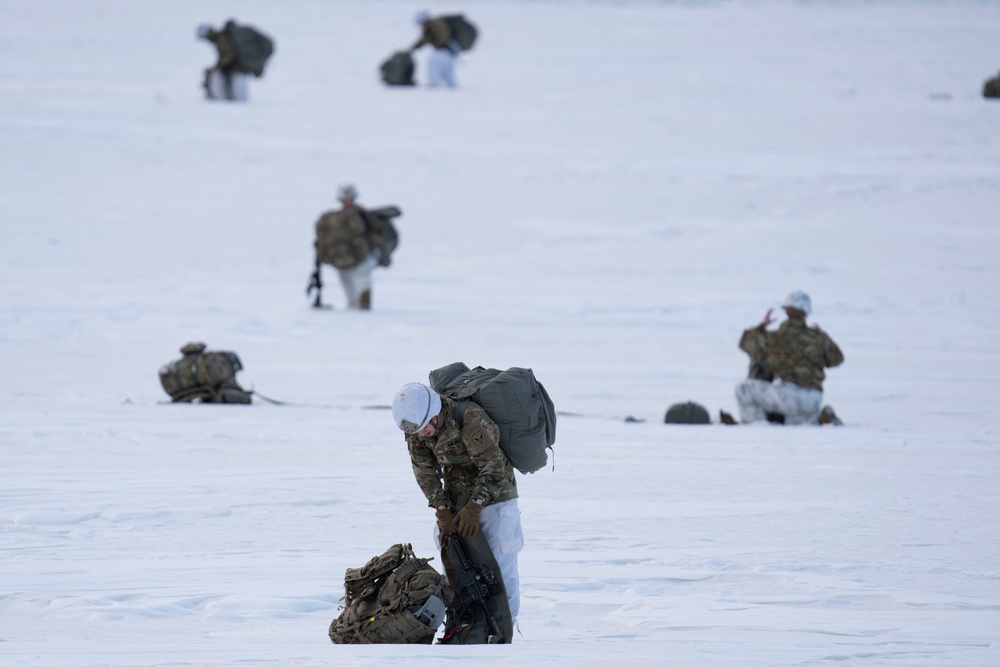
[311,185,385,310]
[392,382,524,624]
[196,21,273,101]
[730,291,844,425]
[410,10,459,88]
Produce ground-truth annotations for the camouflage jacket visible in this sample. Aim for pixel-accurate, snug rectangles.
[207,31,239,71]
[412,18,453,51]
[406,396,517,511]
[739,318,844,391]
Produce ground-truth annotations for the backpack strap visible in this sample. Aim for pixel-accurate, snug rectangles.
[453,398,470,429]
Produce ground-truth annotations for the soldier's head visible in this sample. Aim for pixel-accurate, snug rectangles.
[338,183,357,207]
[392,382,443,437]
[782,290,811,319]
[195,24,214,40]
[414,10,430,26]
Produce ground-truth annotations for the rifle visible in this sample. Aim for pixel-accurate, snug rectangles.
[306,264,326,309]
[440,534,507,644]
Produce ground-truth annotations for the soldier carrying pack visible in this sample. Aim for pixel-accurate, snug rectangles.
[429,362,557,474]
[158,342,252,404]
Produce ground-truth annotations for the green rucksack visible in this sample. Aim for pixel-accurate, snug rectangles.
[429,362,556,474]
[442,15,478,51]
[222,20,274,77]
[328,544,453,645]
[664,401,711,425]
[158,342,252,404]
[367,206,401,267]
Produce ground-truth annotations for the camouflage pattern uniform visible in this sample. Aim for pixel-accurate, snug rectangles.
[406,396,518,511]
[406,395,523,621]
[411,17,458,88]
[736,317,844,425]
[739,318,843,392]
[411,18,454,51]
[315,204,383,309]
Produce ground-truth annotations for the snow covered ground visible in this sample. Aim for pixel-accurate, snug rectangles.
[2,0,999,664]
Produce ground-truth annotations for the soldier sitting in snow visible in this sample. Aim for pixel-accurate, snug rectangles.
[721,291,844,426]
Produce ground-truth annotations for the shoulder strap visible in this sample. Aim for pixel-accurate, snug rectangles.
[453,398,470,429]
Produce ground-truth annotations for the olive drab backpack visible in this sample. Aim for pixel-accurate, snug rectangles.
[158,342,252,404]
[428,362,557,474]
[328,543,453,645]
[222,20,274,77]
[367,206,401,267]
[664,401,711,425]
[441,15,478,51]
[315,208,375,270]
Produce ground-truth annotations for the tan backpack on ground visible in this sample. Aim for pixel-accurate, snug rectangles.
[158,342,252,404]
[328,543,453,644]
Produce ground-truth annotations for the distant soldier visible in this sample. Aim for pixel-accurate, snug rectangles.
[196,20,273,101]
[410,10,460,88]
[729,291,844,425]
[310,185,401,310]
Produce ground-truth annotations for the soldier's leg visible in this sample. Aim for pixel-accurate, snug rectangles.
[770,381,822,425]
[735,379,769,423]
[337,268,359,308]
[479,498,523,623]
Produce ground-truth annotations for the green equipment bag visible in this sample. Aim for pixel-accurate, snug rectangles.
[429,362,556,474]
[158,342,252,404]
[223,20,274,77]
[328,543,453,645]
[664,401,711,425]
[984,74,1000,99]
[367,206,401,267]
[442,15,478,51]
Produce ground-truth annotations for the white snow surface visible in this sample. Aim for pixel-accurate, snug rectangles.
[2,1,999,665]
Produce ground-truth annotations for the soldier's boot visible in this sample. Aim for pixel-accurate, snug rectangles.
[719,410,738,426]
[359,289,372,310]
[765,411,786,424]
[818,405,843,426]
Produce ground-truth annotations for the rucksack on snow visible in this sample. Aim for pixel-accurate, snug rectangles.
[428,362,556,474]
[223,20,274,77]
[158,342,252,404]
[328,543,452,644]
[442,15,478,51]
[380,51,416,86]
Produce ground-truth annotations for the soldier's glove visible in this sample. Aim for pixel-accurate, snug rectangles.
[455,500,483,537]
[435,506,456,537]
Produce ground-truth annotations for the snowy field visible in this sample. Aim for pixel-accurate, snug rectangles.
[2,0,999,664]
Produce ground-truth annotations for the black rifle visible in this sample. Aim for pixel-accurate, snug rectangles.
[306,264,325,309]
[441,534,507,644]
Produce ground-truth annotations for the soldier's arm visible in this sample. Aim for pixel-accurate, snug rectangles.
[461,407,507,505]
[407,437,449,508]
[823,334,845,368]
[739,324,769,362]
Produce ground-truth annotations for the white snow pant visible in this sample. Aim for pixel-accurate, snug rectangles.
[336,252,377,309]
[427,47,457,88]
[206,69,249,101]
[735,378,823,425]
[435,497,524,623]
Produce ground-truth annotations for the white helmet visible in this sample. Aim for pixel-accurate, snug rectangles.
[392,383,442,434]
[782,290,812,315]
[195,23,213,40]
[338,183,358,201]
[414,10,430,25]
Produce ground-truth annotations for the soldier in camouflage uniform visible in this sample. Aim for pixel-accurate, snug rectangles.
[392,382,524,623]
[313,184,384,310]
[733,291,844,425]
[197,23,250,100]
[410,11,459,88]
